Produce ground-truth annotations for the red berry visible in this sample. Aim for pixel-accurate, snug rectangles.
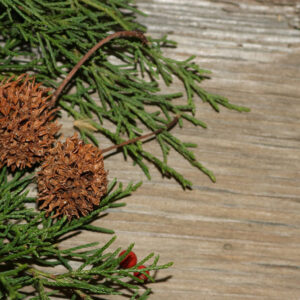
[119,250,137,269]
[134,265,150,282]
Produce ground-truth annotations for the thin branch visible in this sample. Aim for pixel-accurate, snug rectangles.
[51,31,148,107]
[101,115,179,154]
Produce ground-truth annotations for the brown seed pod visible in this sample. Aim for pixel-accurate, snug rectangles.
[36,114,177,220]
[37,134,108,220]
[31,30,177,220]
[0,74,60,171]
[34,31,149,220]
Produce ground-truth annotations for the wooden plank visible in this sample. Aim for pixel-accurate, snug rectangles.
[57,0,300,299]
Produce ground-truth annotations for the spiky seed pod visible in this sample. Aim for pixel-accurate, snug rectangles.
[37,134,108,220]
[0,74,60,171]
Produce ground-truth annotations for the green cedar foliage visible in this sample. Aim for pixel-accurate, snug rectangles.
[0,167,171,299]
[0,0,249,188]
[0,1,249,298]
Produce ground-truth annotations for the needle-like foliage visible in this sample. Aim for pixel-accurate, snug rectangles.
[0,1,249,298]
[0,167,171,299]
[0,0,249,188]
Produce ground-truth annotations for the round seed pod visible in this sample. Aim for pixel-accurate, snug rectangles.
[0,74,60,171]
[37,134,108,220]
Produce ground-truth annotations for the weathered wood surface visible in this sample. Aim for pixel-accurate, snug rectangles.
[61,0,300,299]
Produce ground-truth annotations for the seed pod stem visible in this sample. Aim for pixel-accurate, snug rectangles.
[101,116,179,154]
[51,31,148,107]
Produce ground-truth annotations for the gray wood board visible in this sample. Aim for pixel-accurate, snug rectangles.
[58,1,300,299]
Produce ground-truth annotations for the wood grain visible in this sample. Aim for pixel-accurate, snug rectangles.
[59,0,300,299]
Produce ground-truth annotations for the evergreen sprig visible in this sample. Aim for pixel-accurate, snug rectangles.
[0,167,170,299]
[0,0,249,187]
[0,1,249,298]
